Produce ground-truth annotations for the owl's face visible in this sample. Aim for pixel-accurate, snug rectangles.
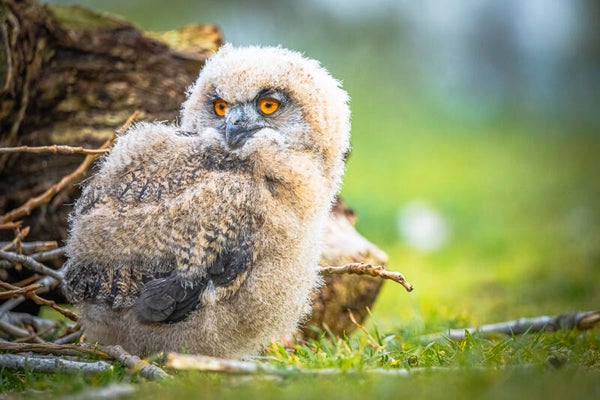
[181,44,350,163]
[205,87,307,149]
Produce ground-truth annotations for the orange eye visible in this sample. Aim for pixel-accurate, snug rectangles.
[213,99,228,117]
[258,97,280,115]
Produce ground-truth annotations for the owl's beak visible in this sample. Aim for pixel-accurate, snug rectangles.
[225,107,259,148]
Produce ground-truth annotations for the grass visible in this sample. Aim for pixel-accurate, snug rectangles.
[2,73,600,399]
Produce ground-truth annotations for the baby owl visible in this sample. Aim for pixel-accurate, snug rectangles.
[62,44,351,358]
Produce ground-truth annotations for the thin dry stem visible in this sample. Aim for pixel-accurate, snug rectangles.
[0,250,63,280]
[0,222,22,230]
[1,226,30,251]
[0,320,45,343]
[0,241,58,254]
[347,309,384,351]
[0,353,112,374]
[320,263,413,292]
[0,280,77,321]
[0,282,42,299]
[0,144,109,155]
[99,345,170,380]
[0,340,110,359]
[419,310,600,343]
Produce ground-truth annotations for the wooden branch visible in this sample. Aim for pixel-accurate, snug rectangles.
[0,274,60,316]
[0,353,112,374]
[0,319,45,342]
[0,222,22,230]
[0,340,110,359]
[0,247,64,270]
[320,263,413,292]
[419,310,600,343]
[99,345,170,381]
[2,311,57,331]
[0,145,108,155]
[0,280,78,321]
[0,282,41,299]
[0,250,63,280]
[165,353,461,377]
[0,240,58,253]
[0,341,168,380]
[0,226,30,251]
[166,353,266,374]
[54,328,83,345]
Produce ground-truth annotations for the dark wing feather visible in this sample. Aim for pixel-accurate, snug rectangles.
[133,229,255,324]
[134,276,203,323]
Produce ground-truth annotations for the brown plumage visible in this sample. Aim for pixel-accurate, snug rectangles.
[62,44,351,358]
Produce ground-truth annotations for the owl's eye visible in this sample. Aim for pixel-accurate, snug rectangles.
[213,99,228,117]
[258,97,280,115]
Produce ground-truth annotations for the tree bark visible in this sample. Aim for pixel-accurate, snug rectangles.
[0,0,222,239]
[0,0,389,338]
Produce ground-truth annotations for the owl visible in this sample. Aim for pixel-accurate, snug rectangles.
[63,44,351,358]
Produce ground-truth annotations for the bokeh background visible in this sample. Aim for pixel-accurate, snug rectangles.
[47,0,600,332]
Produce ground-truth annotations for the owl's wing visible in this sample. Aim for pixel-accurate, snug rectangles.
[133,228,255,324]
[64,123,257,323]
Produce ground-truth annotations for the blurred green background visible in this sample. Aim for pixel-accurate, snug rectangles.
[46,0,600,331]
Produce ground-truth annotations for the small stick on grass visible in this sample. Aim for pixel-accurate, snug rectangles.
[165,353,436,377]
[0,340,110,359]
[320,263,413,292]
[0,353,112,375]
[99,345,170,381]
[419,310,600,343]
[166,353,265,374]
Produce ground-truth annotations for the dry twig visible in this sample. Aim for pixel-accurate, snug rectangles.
[0,241,58,254]
[419,310,600,343]
[54,328,84,345]
[0,319,45,343]
[0,280,77,321]
[0,222,22,230]
[320,263,413,292]
[165,353,436,377]
[347,309,383,351]
[99,345,170,381]
[166,353,267,374]
[0,144,109,155]
[1,226,30,251]
[0,250,63,280]
[0,353,112,374]
[0,283,41,299]
[0,340,110,359]
[0,274,61,317]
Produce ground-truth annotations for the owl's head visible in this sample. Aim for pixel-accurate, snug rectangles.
[181,44,350,168]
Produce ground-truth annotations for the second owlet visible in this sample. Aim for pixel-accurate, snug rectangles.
[62,44,351,358]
